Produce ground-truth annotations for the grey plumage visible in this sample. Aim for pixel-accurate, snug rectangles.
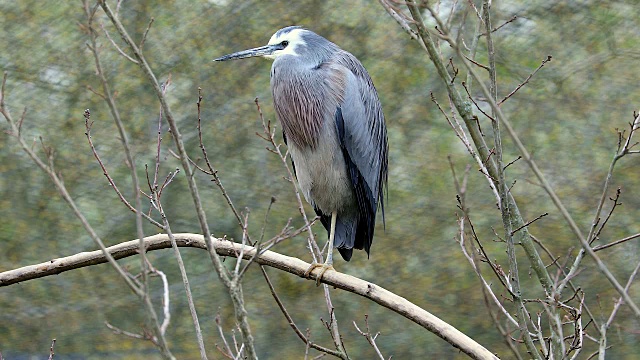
[214,26,388,266]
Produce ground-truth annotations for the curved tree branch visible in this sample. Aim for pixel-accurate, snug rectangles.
[0,233,498,360]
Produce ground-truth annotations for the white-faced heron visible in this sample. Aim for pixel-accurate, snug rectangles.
[214,26,388,284]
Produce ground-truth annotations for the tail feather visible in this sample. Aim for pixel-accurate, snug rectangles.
[317,211,362,262]
[337,247,353,261]
[333,216,357,261]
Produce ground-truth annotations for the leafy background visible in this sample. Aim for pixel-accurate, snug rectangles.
[0,0,638,358]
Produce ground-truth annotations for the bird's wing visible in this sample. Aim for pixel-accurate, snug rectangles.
[331,52,388,255]
[333,52,388,217]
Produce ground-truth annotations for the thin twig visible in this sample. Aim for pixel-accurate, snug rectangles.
[479,15,518,37]
[511,213,548,235]
[260,267,346,359]
[377,0,419,40]
[557,113,640,314]
[498,56,552,106]
[83,111,164,228]
[456,203,520,327]
[83,7,176,354]
[503,156,521,170]
[154,175,208,359]
[258,196,277,245]
[100,23,139,64]
[48,339,56,360]
[593,232,640,252]
[353,315,386,360]
[105,321,156,344]
[598,260,640,359]
[235,211,251,276]
[99,2,259,356]
[590,188,621,244]
[462,81,495,121]
[463,54,490,70]
[139,17,155,51]
[215,313,234,359]
[1,72,142,295]
[196,88,247,232]
[432,93,501,204]
[238,217,318,280]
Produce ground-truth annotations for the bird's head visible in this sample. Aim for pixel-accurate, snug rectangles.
[213,26,306,62]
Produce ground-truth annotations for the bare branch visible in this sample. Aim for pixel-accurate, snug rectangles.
[0,233,499,360]
[456,208,519,327]
[403,0,639,316]
[97,3,259,357]
[432,93,501,204]
[590,188,622,244]
[1,73,142,297]
[82,5,174,356]
[557,113,640,315]
[153,176,207,359]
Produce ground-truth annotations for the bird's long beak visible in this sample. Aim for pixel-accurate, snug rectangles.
[213,44,279,62]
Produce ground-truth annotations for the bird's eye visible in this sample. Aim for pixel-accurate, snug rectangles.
[280,40,289,47]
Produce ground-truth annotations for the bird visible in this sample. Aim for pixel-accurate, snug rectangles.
[214,26,388,284]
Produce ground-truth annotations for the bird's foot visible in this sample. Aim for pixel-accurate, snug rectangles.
[304,262,335,286]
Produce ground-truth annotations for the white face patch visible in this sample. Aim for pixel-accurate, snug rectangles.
[264,28,305,59]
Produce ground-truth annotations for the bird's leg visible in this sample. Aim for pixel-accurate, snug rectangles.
[304,211,337,286]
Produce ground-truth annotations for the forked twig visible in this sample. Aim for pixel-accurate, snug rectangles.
[479,15,518,37]
[100,23,139,64]
[105,321,156,344]
[83,110,163,228]
[590,188,622,244]
[353,315,386,360]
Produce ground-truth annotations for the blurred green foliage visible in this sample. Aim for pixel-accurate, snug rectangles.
[0,0,638,358]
